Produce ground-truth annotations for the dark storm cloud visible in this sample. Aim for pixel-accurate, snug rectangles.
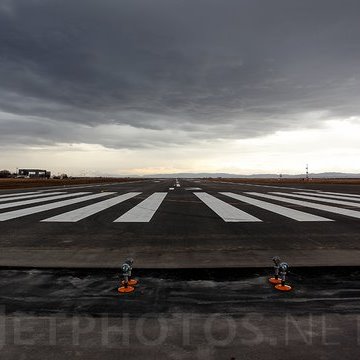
[1,0,360,148]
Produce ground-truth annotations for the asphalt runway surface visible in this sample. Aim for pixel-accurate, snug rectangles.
[0,179,359,267]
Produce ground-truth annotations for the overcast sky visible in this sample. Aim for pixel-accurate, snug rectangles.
[1,0,360,176]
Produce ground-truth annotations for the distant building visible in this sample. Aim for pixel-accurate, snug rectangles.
[18,169,51,179]
[0,170,11,178]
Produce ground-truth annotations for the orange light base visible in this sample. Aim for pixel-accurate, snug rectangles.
[122,279,138,286]
[269,277,282,285]
[275,284,292,292]
[118,286,135,293]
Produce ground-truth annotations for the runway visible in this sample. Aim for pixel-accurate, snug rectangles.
[1,179,360,359]
[0,179,359,267]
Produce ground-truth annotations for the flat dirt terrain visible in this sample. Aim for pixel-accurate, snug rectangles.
[208,177,360,185]
[0,177,143,189]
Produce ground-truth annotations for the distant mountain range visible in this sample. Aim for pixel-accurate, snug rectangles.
[144,172,360,178]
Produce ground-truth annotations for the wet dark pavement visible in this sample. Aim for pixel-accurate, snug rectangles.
[1,267,360,316]
[1,267,360,359]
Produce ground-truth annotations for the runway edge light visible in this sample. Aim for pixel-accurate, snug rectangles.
[274,262,292,292]
[122,257,139,286]
[269,256,282,285]
[118,259,137,294]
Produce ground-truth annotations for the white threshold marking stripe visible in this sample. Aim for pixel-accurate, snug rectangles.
[115,192,167,222]
[0,191,44,199]
[294,192,360,202]
[194,192,261,222]
[0,192,66,204]
[0,192,91,210]
[42,192,141,222]
[246,192,360,219]
[0,193,114,221]
[221,192,332,222]
[270,192,360,208]
[315,191,360,199]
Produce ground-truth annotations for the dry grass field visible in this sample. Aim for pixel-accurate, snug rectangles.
[1,177,360,190]
[207,177,360,185]
[0,177,143,190]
